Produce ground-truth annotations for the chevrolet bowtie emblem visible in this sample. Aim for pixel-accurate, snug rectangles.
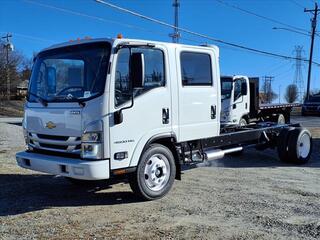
[45,121,56,129]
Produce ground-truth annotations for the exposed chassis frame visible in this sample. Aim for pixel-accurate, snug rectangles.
[179,122,301,163]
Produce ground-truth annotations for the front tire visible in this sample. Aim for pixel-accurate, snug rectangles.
[129,144,176,200]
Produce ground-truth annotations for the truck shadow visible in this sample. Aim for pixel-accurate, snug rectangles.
[0,175,141,216]
[195,138,320,168]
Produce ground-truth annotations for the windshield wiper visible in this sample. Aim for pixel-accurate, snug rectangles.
[52,94,86,107]
[28,92,48,107]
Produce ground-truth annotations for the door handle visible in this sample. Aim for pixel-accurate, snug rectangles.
[211,105,216,119]
[162,108,169,124]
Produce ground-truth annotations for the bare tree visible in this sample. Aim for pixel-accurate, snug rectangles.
[0,42,32,99]
[285,84,298,103]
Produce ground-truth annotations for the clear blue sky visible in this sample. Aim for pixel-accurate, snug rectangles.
[1,0,320,102]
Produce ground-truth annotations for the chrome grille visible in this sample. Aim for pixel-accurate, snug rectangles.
[28,133,81,154]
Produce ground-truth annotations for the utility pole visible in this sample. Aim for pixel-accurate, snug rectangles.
[304,3,318,101]
[169,0,180,43]
[1,33,13,100]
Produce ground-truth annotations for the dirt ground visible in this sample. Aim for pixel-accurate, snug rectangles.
[0,118,319,240]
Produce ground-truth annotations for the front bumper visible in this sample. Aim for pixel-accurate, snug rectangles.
[16,151,110,180]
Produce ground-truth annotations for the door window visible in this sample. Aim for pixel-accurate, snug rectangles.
[180,52,212,86]
[234,78,246,101]
[114,47,165,107]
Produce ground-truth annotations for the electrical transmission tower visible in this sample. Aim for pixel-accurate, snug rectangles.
[169,0,180,43]
[262,76,275,104]
[293,45,305,102]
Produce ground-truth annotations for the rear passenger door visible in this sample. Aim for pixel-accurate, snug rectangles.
[176,48,219,142]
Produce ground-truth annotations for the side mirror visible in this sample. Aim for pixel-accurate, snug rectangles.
[130,52,145,89]
[241,82,247,96]
[114,110,123,125]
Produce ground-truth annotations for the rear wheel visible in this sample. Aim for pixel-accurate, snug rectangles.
[287,128,312,164]
[129,144,176,200]
[277,127,294,162]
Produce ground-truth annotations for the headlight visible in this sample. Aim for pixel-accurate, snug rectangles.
[81,132,101,142]
[81,143,103,159]
[81,132,103,159]
[81,120,103,160]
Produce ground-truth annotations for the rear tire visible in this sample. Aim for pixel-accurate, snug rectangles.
[287,128,312,164]
[129,144,176,200]
[277,127,294,162]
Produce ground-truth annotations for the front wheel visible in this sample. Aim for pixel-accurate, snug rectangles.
[129,144,176,200]
[277,114,286,124]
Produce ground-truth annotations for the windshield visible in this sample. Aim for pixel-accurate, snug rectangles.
[28,42,111,103]
[221,77,233,100]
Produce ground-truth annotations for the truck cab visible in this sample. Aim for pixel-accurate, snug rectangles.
[16,37,221,199]
[220,75,249,126]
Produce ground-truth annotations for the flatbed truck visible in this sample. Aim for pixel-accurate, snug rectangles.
[16,37,313,200]
[220,76,300,127]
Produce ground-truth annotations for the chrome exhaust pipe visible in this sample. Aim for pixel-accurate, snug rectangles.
[204,147,243,161]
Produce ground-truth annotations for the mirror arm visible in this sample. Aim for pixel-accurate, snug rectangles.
[119,92,134,113]
[114,80,135,125]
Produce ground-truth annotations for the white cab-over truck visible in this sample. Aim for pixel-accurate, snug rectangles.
[16,37,313,200]
[220,76,299,127]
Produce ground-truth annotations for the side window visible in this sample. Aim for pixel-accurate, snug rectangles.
[180,52,212,86]
[114,47,165,107]
[234,78,245,101]
[132,48,165,89]
[115,48,131,106]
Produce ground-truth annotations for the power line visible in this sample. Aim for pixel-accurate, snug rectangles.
[23,0,200,46]
[215,0,309,33]
[94,0,320,66]
[0,31,54,43]
[23,0,162,35]
[289,0,306,9]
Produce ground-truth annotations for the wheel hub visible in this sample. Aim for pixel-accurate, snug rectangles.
[144,154,170,191]
[297,133,311,158]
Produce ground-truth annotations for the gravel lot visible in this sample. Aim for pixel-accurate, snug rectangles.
[0,117,319,240]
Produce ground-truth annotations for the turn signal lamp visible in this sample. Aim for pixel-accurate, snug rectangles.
[117,33,123,39]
